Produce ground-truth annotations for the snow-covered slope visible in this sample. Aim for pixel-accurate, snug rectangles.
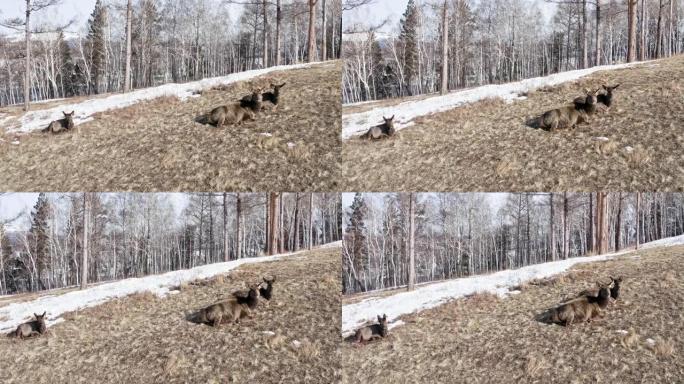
[342,61,651,139]
[341,235,684,335]
[4,62,326,133]
[0,241,341,333]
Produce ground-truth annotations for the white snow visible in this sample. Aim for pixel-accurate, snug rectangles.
[0,242,340,333]
[4,62,327,133]
[342,61,651,139]
[646,338,656,346]
[342,234,684,335]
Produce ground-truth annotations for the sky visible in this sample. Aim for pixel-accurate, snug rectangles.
[0,193,189,231]
[0,0,244,35]
[343,0,558,33]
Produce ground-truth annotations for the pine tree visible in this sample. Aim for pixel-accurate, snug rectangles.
[29,193,50,290]
[398,0,419,96]
[345,193,368,292]
[86,0,107,94]
[58,31,76,97]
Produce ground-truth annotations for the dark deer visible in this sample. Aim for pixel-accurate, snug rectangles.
[597,84,620,110]
[42,111,75,134]
[360,115,396,140]
[8,312,47,339]
[353,314,389,344]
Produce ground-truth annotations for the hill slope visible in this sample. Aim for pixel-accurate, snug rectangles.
[0,62,341,191]
[0,246,341,384]
[342,55,684,191]
[341,245,684,383]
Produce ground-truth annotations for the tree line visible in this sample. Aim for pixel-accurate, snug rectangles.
[342,0,683,103]
[0,0,343,109]
[0,192,341,295]
[342,192,684,295]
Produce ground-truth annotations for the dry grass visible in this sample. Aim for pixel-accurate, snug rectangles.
[342,55,684,191]
[341,245,684,383]
[0,246,341,384]
[0,62,342,192]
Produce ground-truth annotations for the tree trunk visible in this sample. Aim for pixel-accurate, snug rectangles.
[279,194,284,253]
[550,193,556,261]
[407,193,416,291]
[589,193,594,252]
[640,0,647,61]
[596,192,609,254]
[308,193,314,249]
[81,193,89,290]
[223,193,229,261]
[307,0,318,62]
[124,0,132,92]
[563,192,569,259]
[440,0,448,95]
[294,193,300,251]
[262,0,269,67]
[614,193,622,251]
[636,192,641,249]
[24,0,31,111]
[656,0,663,59]
[627,0,638,62]
[275,0,282,65]
[235,194,242,259]
[321,0,327,60]
[268,193,278,255]
[595,0,602,66]
[581,0,588,68]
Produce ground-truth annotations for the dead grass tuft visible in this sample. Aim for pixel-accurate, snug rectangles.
[293,338,321,361]
[650,337,675,358]
[626,145,651,167]
[464,291,500,308]
[621,329,640,350]
[525,355,549,378]
[128,291,158,303]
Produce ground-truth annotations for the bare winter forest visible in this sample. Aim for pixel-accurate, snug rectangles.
[341,243,684,383]
[1,0,342,108]
[343,0,683,103]
[0,244,341,383]
[343,192,684,294]
[0,192,340,295]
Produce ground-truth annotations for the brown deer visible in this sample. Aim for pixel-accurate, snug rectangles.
[360,115,396,140]
[239,88,264,113]
[8,312,47,339]
[261,83,286,111]
[597,84,620,111]
[42,111,75,134]
[537,281,611,326]
[199,103,255,128]
[353,314,389,344]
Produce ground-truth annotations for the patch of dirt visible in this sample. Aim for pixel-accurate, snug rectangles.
[341,245,684,383]
[0,62,342,192]
[0,247,342,384]
[342,56,684,191]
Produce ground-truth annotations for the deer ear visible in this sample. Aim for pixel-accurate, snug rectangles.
[279,83,286,88]
[613,84,620,90]
[42,311,46,317]
[391,115,395,120]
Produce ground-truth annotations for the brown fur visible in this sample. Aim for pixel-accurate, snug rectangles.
[8,312,47,339]
[360,115,396,140]
[262,83,286,111]
[232,284,261,309]
[196,298,252,327]
[43,111,75,133]
[239,88,264,113]
[538,281,611,326]
[532,106,590,131]
[597,84,620,110]
[205,103,256,127]
[259,276,276,301]
[573,89,601,115]
[353,314,388,344]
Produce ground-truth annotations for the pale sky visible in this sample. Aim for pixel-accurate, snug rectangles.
[0,193,189,231]
[343,0,558,33]
[0,0,244,35]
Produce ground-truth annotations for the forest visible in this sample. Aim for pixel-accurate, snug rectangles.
[342,192,684,294]
[0,0,343,108]
[342,0,683,103]
[0,192,341,295]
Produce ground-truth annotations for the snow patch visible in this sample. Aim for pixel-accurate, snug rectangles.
[291,340,302,348]
[593,136,610,142]
[0,242,340,333]
[262,331,276,336]
[342,60,650,139]
[287,142,296,148]
[616,330,629,335]
[388,320,405,330]
[646,338,656,346]
[6,62,327,133]
[342,234,684,335]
